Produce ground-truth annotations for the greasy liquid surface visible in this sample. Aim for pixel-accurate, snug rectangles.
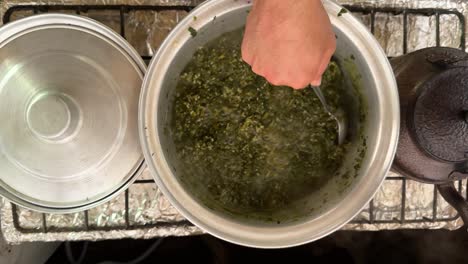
[171,30,348,220]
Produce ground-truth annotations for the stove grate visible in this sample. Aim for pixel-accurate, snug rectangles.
[3,3,466,234]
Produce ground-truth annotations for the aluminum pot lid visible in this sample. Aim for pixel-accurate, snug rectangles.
[0,14,146,212]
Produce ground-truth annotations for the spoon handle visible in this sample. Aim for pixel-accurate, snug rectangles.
[310,85,332,115]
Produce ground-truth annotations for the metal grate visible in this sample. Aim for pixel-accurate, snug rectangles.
[2,4,467,233]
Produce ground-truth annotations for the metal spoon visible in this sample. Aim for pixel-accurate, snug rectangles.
[310,85,347,145]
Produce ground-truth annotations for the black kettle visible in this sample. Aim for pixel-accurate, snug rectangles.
[391,47,468,227]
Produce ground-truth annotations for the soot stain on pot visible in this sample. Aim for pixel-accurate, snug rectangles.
[169,29,368,223]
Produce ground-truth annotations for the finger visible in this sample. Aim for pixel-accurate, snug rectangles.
[267,60,312,89]
[265,67,299,88]
[304,60,324,86]
[311,60,329,85]
[268,73,308,89]
[311,33,336,83]
[290,71,313,89]
[241,36,253,63]
[290,83,309,90]
[251,57,265,77]
[241,16,257,64]
[311,52,334,86]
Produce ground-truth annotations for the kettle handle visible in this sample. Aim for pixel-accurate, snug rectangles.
[437,183,468,231]
[426,49,468,69]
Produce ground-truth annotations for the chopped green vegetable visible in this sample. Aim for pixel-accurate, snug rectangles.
[193,16,197,21]
[188,26,197,37]
[171,29,359,221]
[338,8,348,16]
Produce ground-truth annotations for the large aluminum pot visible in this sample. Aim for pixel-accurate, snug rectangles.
[0,14,146,213]
[140,0,399,248]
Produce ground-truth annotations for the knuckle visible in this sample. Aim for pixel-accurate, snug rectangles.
[267,74,287,87]
[241,46,252,64]
[241,50,251,63]
[327,39,337,55]
[289,75,310,89]
[275,77,307,89]
[295,81,310,89]
[297,78,311,89]
[251,63,264,76]
[267,77,283,87]
[290,83,306,89]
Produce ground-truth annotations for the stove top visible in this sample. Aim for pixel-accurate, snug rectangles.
[0,1,467,243]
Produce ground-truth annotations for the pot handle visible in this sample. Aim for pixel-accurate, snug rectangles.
[437,183,468,231]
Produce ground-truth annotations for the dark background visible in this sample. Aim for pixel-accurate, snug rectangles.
[47,228,468,264]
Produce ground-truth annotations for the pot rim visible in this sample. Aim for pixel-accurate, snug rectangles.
[0,14,147,213]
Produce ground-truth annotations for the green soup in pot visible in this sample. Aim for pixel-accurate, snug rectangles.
[170,29,364,223]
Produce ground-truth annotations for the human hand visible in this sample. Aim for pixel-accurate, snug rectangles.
[242,0,336,89]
